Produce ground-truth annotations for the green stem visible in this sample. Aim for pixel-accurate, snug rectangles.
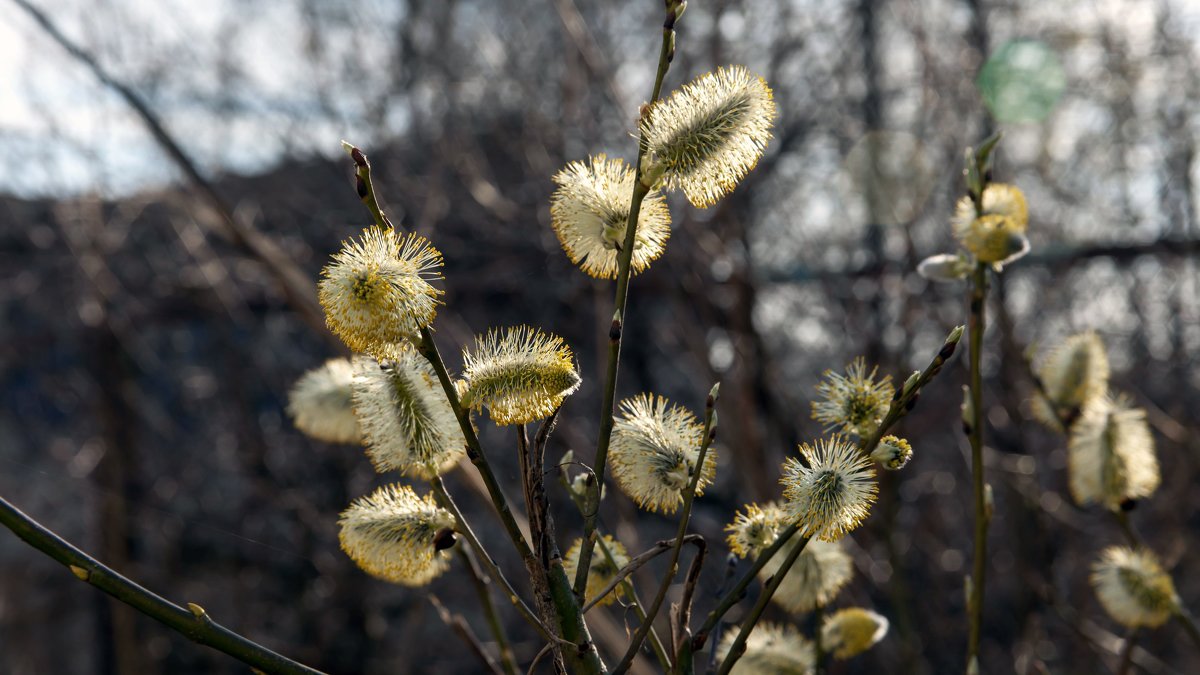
[573,1,679,603]
[0,495,324,675]
[612,388,717,674]
[966,262,989,669]
[418,331,603,674]
[715,535,814,674]
[457,546,520,675]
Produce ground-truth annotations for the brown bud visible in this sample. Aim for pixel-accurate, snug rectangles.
[433,528,458,552]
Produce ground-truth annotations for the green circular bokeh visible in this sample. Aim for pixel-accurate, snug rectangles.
[977,40,1066,123]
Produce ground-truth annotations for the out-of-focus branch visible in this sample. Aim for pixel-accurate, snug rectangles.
[10,0,333,345]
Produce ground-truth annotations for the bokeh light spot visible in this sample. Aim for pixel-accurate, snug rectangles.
[977,40,1065,123]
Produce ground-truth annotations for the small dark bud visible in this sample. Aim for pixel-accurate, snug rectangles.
[962,422,972,436]
[609,318,622,342]
[905,392,920,411]
[939,341,958,361]
[691,632,709,651]
[355,175,368,199]
[970,298,983,313]
[433,528,458,552]
[576,640,592,656]
[350,147,368,168]
[708,426,717,442]
[1120,498,1138,512]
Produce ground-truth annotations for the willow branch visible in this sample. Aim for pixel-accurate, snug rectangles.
[574,0,681,602]
[0,495,324,675]
[11,0,331,341]
[679,327,963,668]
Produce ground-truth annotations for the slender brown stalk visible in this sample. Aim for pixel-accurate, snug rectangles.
[0,495,324,675]
[457,547,520,675]
[715,535,814,674]
[966,261,989,670]
[427,476,557,644]
[1115,628,1137,675]
[573,0,682,602]
[429,594,506,675]
[596,535,672,671]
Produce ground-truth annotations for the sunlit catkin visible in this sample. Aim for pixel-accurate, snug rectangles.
[318,226,443,354]
[871,435,913,470]
[609,393,715,514]
[1033,331,1109,430]
[564,535,630,607]
[287,358,361,444]
[811,358,894,438]
[641,65,775,208]
[458,326,581,425]
[1091,546,1179,628]
[951,183,1030,265]
[716,622,814,675]
[338,484,456,587]
[352,346,466,479]
[550,155,671,279]
[1068,394,1159,510]
[762,537,853,613]
[781,437,878,541]
[725,502,787,560]
[821,607,889,659]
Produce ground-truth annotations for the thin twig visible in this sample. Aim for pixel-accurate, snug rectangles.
[715,535,814,674]
[671,537,708,658]
[427,476,558,644]
[573,0,682,603]
[583,535,705,614]
[457,547,520,675]
[10,0,331,341]
[686,523,801,658]
[0,495,324,675]
[1115,628,1138,675]
[597,535,672,671]
[965,260,990,670]
[1175,610,1200,651]
[429,594,506,675]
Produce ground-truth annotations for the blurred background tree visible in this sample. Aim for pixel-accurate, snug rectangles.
[0,0,1197,672]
